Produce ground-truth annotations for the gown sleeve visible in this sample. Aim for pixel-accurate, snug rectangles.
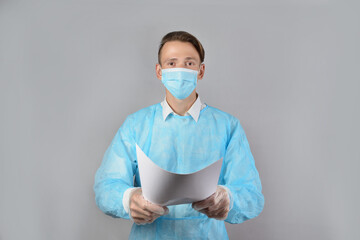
[93,115,137,219]
[222,118,265,224]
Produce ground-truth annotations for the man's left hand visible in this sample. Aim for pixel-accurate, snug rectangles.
[192,186,230,220]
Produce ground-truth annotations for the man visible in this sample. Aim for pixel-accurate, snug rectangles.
[94,31,264,239]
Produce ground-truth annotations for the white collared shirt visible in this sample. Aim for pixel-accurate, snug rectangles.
[160,94,207,122]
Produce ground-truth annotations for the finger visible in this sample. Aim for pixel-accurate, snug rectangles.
[131,209,153,220]
[200,205,218,217]
[133,212,163,225]
[133,217,153,225]
[207,198,227,212]
[210,195,230,216]
[163,206,169,215]
[131,190,169,217]
[214,210,229,220]
[192,198,211,211]
[193,195,216,211]
[130,203,155,220]
[130,200,153,216]
[131,196,159,217]
[144,201,168,215]
[199,188,229,213]
[207,201,221,212]
[198,208,210,216]
[148,213,161,223]
[209,205,229,220]
[130,189,160,221]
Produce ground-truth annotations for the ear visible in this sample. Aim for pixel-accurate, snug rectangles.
[156,63,162,81]
[197,63,205,80]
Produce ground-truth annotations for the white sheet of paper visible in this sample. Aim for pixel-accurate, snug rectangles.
[136,144,223,206]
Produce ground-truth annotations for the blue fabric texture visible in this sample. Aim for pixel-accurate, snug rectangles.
[161,68,198,100]
[94,102,264,239]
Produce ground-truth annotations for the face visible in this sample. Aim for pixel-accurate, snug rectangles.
[156,41,205,81]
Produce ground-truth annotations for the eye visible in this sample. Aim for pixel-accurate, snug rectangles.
[186,61,195,67]
[168,62,175,66]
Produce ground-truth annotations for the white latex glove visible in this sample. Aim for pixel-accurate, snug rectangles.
[192,186,230,220]
[129,188,169,225]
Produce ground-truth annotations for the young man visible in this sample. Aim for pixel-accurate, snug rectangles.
[94,31,264,239]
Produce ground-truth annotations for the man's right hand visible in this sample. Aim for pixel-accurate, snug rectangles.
[129,188,169,225]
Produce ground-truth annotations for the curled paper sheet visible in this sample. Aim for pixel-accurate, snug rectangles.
[135,144,223,206]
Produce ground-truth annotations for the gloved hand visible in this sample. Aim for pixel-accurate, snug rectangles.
[129,188,169,225]
[192,186,230,220]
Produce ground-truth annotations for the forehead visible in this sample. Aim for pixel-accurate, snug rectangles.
[160,41,200,61]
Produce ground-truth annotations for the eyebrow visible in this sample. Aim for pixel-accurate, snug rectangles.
[164,58,178,62]
[163,57,198,64]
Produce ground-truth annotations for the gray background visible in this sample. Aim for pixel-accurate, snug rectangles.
[1,0,359,239]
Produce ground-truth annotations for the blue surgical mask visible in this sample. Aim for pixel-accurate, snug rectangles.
[161,68,199,100]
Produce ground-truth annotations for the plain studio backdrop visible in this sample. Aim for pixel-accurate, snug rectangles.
[1,0,359,239]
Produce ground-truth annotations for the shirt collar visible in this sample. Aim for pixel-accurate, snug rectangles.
[161,94,203,122]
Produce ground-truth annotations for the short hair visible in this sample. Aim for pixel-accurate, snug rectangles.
[158,31,205,65]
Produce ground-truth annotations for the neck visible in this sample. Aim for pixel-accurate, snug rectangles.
[165,90,197,116]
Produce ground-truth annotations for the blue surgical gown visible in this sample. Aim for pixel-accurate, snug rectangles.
[94,103,264,239]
